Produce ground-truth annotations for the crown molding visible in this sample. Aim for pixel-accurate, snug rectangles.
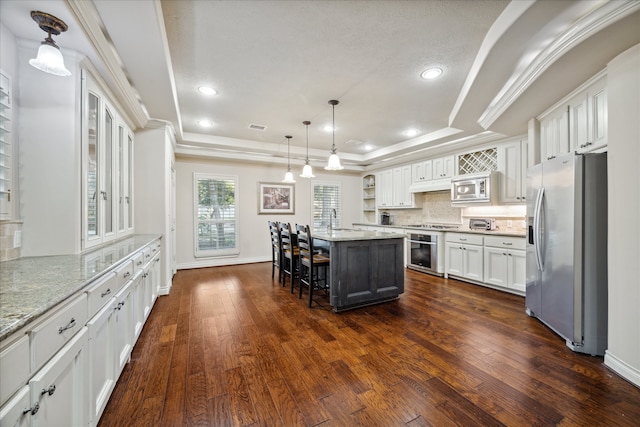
[64,0,148,129]
[478,0,640,130]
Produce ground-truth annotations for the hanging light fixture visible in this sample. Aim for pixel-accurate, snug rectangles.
[282,135,296,183]
[325,99,343,170]
[28,11,71,77]
[300,120,315,178]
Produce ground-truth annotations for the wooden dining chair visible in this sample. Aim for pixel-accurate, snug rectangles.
[279,222,299,291]
[268,220,283,283]
[296,224,330,307]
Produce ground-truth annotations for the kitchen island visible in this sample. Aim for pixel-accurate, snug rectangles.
[313,229,405,312]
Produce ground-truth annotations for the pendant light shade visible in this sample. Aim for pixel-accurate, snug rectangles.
[300,120,315,178]
[282,135,296,183]
[325,99,344,170]
[28,11,71,77]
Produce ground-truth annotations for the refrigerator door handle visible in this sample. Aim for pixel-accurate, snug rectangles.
[534,187,545,271]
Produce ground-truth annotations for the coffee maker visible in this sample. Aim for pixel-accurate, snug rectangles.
[380,211,391,225]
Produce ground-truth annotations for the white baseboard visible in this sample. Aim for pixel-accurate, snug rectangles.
[604,351,640,389]
[177,256,270,271]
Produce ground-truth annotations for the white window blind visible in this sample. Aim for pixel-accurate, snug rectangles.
[194,173,239,257]
[313,182,341,233]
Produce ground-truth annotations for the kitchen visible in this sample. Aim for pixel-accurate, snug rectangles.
[1,1,640,425]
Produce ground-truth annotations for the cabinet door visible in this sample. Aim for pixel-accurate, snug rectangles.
[151,251,162,301]
[412,160,432,182]
[376,170,392,207]
[464,245,483,281]
[508,250,526,293]
[483,247,508,287]
[87,301,115,426]
[29,327,89,427]
[393,165,414,207]
[113,281,133,375]
[445,243,464,276]
[0,386,31,427]
[499,141,523,204]
[569,94,589,152]
[541,108,569,161]
[131,272,145,340]
[589,80,607,151]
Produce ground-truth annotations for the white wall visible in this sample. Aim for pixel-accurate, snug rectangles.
[175,157,362,269]
[604,44,640,388]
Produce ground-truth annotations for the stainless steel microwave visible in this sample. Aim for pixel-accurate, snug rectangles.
[451,171,499,205]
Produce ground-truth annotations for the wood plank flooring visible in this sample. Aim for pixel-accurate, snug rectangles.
[98,263,640,426]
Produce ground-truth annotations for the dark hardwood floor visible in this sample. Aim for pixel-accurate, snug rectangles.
[98,263,640,426]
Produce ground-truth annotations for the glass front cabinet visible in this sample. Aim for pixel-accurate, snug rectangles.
[83,71,134,249]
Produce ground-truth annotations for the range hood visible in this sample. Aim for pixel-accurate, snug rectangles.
[408,177,451,193]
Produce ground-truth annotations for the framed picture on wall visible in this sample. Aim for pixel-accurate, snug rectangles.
[258,182,295,214]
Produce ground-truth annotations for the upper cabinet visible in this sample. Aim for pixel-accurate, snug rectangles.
[539,72,607,162]
[376,167,414,209]
[433,155,455,179]
[84,72,134,250]
[0,71,12,220]
[569,75,607,154]
[498,139,527,204]
[412,160,433,182]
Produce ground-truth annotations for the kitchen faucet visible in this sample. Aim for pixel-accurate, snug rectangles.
[328,208,337,232]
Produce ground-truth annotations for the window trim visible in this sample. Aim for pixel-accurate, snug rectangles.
[193,173,239,258]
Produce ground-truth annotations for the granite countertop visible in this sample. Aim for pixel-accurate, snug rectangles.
[352,223,526,238]
[314,229,406,242]
[0,234,161,342]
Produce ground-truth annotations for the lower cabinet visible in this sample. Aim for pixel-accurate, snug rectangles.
[113,280,134,376]
[29,327,89,427]
[445,233,484,282]
[87,301,116,426]
[0,386,30,427]
[483,236,526,293]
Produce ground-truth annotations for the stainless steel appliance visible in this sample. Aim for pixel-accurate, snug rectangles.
[406,224,457,276]
[451,171,499,205]
[469,218,496,230]
[380,211,390,225]
[526,152,608,356]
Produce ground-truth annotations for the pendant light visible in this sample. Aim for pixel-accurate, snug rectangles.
[325,99,343,170]
[282,135,296,183]
[28,11,72,77]
[300,120,315,178]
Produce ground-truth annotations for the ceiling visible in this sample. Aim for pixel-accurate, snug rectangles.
[2,0,640,170]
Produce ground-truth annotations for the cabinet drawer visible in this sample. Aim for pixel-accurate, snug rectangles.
[0,335,29,406]
[132,252,145,272]
[445,233,483,246]
[114,260,134,288]
[484,235,525,250]
[30,294,88,372]
[86,271,117,316]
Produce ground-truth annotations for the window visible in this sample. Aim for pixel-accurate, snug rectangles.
[194,173,239,257]
[313,181,341,233]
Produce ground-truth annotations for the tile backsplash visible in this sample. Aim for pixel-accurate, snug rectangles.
[0,221,22,262]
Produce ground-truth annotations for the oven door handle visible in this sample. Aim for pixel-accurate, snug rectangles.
[408,240,436,245]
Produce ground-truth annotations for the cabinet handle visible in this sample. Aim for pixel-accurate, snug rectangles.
[137,260,143,266]
[123,271,131,278]
[41,385,56,396]
[101,288,111,297]
[503,252,507,256]
[101,191,107,200]
[502,242,513,246]
[23,402,39,415]
[6,189,9,202]
[459,238,467,241]
[58,318,76,334]
[508,253,512,256]
[548,155,556,160]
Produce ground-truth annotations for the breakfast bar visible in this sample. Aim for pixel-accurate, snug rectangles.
[313,229,405,312]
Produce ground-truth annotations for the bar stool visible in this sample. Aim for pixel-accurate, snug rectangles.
[296,224,330,307]
[268,220,283,283]
[280,222,299,291]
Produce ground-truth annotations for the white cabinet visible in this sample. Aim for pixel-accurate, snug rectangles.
[433,155,455,178]
[570,76,607,153]
[113,281,134,376]
[84,73,134,250]
[445,233,483,282]
[375,169,393,208]
[540,106,569,161]
[0,71,13,220]
[29,327,89,427]
[392,165,414,207]
[87,301,116,426]
[0,335,29,407]
[412,160,433,182]
[498,139,527,204]
[483,236,526,293]
[0,386,30,427]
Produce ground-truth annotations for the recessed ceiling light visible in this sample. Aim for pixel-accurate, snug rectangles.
[323,125,333,132]
[404,129,419,137]
[198,86,218,95]
[420,68,443,80]
[198,119,214,127]
[363,144,374,151]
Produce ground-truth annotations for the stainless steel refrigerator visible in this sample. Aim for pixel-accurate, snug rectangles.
[526,152,608,356]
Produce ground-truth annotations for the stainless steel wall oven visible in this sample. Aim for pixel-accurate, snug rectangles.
[407,232,443,276]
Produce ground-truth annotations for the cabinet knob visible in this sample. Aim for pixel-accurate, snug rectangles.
[101,288,111,297]
[41,385,56,396]
[58,318,76,334]
[23,402,39,415]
